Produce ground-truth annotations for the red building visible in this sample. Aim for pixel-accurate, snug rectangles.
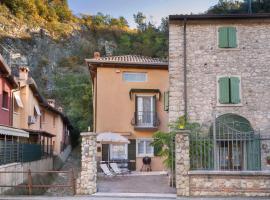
[0,55,18,126]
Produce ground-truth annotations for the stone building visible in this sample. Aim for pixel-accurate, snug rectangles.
[169,14,270,196]
[169,13,270,168]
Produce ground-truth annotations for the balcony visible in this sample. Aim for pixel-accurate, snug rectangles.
[131,111,160,131]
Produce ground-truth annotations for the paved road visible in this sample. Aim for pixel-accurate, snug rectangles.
[0,195,269,200]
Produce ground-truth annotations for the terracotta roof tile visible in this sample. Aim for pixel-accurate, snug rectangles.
[86,55,168,66]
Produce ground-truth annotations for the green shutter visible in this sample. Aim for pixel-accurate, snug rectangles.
[102,144,109,161]
[228,27,237,48]
[247,136,261,170]
[218,27,228,48]
[164,91,169,111]
[219,77,230,104]
[128,139,136,171]
[230,77,240,104]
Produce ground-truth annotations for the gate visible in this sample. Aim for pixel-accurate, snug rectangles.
[190,114,262,171]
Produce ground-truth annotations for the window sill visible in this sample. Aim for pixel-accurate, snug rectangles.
[134,126,158,131]
[137,154,154,158]
[217,47,240,51]
[216,103,243,107]
[2,108,9,111]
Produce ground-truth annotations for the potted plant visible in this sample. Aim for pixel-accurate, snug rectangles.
[267,156,270,165]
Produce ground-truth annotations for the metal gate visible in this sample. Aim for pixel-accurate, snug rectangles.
[190,114,263,171]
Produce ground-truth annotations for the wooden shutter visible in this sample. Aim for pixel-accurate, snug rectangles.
[247,136,261,170]
[228,27,237,48]
[152,95,157,126]
[218,27,228,48]
[102,144,109,161]
[230,77,240,104]
[164,91,169,111]
[128,139,136,171]
[219,77,230,104]
[135,95,138,125]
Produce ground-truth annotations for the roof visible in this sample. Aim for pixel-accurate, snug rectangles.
[0,54,18,87]
[169,13,270,21]
[85,55,168,68]
[0,125,29,138]
[27,78,73,129]
[23,129,55,138]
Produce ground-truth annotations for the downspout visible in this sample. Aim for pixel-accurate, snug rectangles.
[88,64,97,132]
[183,18,188,121]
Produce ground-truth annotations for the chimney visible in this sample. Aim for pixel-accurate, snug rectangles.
[94,52,100,59]
[19,66,29,81]
[47,99,55,107]
[57,106,63,112]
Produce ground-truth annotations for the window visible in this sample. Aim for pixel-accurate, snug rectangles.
[110,144,128,160]
[2,91,9,109]
[218,76,241,104]
[218,27,237,48]
[136,96,156,127]
[137,139,154,157]
[34,105,41,118]
[123,72,147,82]
[164,91,169,111]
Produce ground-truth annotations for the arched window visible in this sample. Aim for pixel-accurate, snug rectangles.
[210,114,260,171]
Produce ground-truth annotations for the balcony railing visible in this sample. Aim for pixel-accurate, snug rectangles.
[131,111,160,129]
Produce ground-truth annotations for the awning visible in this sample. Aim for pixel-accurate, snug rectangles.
[34,105,41,116]
[14,94,23,108]
[0,126,29,138]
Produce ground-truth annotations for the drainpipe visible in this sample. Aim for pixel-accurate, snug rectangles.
[88,64,97,132]
[183,18,188,121]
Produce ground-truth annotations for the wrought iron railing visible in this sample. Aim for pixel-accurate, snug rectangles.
[0,140,53,165]
[131,111,160,128]
[190,121,262,171]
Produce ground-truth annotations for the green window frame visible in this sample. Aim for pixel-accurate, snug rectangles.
[218,27,237,48]
[218,76,241,104]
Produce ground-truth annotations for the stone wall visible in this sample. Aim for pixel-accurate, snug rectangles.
[169,19,270,170]
[0,157,53,194]
[189,171,270,197]
[175,130,270,197]
[175,131,190,196]
[76,132,97,195]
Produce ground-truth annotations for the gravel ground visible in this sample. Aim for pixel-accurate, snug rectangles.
[44,147,81,196]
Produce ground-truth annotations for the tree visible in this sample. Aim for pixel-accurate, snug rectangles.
[207,0,270,14]
[133,12,147,31]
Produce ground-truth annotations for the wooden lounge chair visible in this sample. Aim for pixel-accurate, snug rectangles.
[109,162,130,175]
[100,164,115,176]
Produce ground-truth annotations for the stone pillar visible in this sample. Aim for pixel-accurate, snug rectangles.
[76,132,97,195]
[175,130,190,196]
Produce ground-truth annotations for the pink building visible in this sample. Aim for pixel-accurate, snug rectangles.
[0,55,17,126]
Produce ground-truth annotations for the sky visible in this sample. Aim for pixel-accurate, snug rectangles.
[67,0,219,28]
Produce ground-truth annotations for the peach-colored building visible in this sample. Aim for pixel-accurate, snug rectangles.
[13,67,71,155]
[86,54,168,171]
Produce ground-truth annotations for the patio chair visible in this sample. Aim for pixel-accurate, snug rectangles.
[100,164,115,176]
[109,162,131,175]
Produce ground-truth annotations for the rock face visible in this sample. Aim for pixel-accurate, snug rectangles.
[169,19,270,170]
[0,27,117,91]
